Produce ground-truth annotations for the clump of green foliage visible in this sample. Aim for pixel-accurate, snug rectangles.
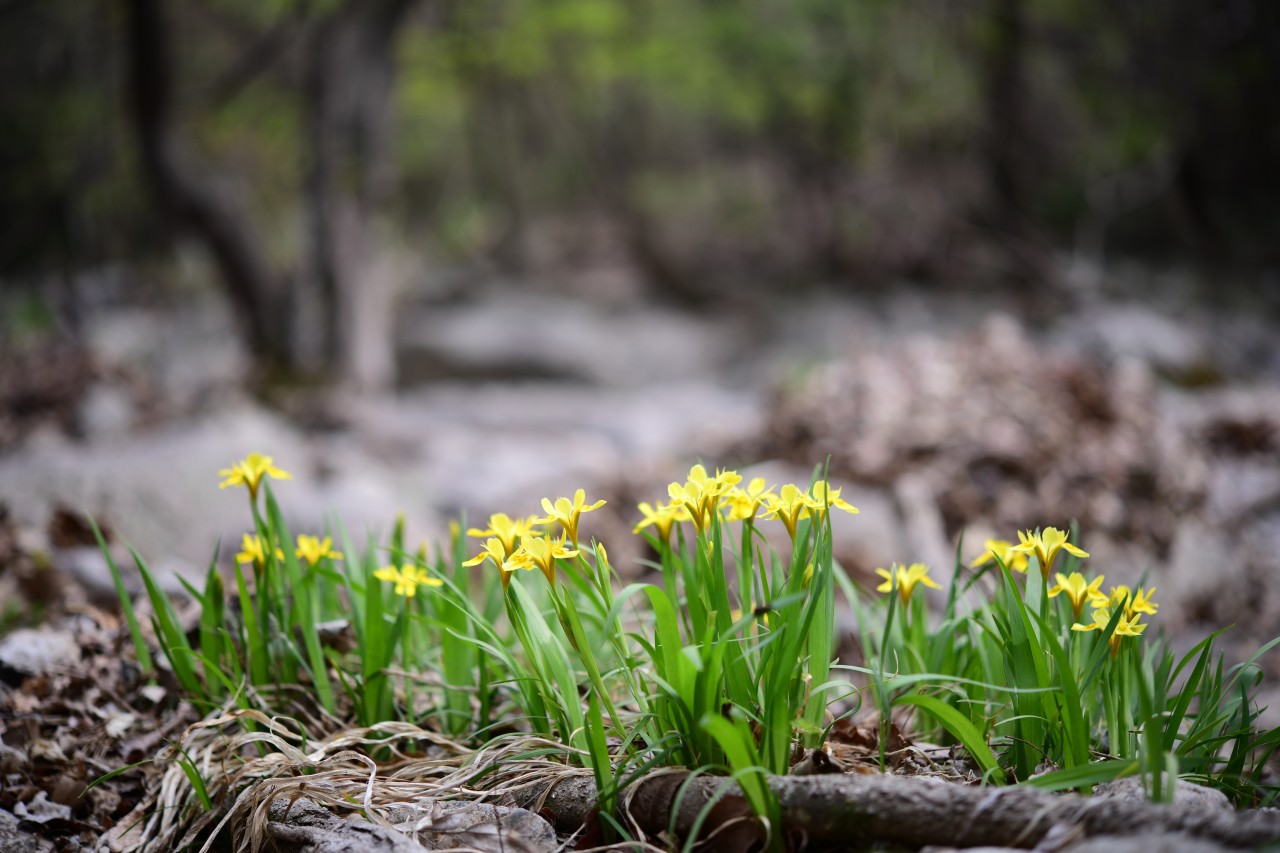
[104,452,1280,851]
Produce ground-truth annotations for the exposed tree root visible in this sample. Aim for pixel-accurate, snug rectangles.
[531,772,1280,850]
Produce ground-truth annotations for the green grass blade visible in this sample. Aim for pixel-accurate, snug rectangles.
[88,515,153,673]
[131,546,201,697]
[1022,759,1138,791]
[233,561,268,686]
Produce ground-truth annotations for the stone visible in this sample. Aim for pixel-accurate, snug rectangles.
[391,800,558,853]
[1070,303,1210,377]
[13,791,72,824]
[0,628,80,675]
[0,809,55,853]
[1093,776,1231,814]
[75,383,136,440]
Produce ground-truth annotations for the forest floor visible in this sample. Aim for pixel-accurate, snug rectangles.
[2,266,1280,850]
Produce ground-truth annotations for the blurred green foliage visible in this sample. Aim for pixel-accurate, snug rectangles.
[2,0,1277,285]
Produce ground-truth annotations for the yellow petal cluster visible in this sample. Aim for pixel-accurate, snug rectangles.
[518,533,580,585]
[971,538,1030,573]
[722,478,775,522]
[759,484,816,540]
[295,535,342,566]
[875,562,942,606]
[467,513,538,557]
[667,464,742,534]
[1090,584,1159,618]
[633,500,690,540]
[374,563,442,598]
[1048,571,1105,618]
[236,533,284,567]
[808,481,860,521]
[464,537,534,589]
[218,452,291,501]
[537,489,606,544]
[466,532,579,588]
[1072,606,1148,656]
[1010,527,1089,579]
[758,480,858,540]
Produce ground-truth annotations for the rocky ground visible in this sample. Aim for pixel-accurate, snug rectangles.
[2,266,1279,850]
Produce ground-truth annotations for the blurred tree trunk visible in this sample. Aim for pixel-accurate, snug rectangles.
[980,0,1054,288]
[125,0,415,391]
[304,0,417,391]
[125,0,287,370]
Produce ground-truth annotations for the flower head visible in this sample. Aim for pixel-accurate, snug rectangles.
[634,500,690,541]
[464,537,536,589]
[875,563,942,606]
[1130,586,1159,616]
[971,538,1030,573]
[218,452,291,501]
[667,464,741,534]
[236,532,283,567]
[1090,584,1159,618]
[1010,527,1089,579]
[538,489,606,544]
[759,483,821,540]
[295,535,342,566]
[1072,607,1147,656]
[808,481,860,521]
[1048,571,1105,618]
[467,512,537,557]
[722,478,775,522]
[374,563,442,598]
[517,533,579,585]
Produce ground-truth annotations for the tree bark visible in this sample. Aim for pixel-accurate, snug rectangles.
[124,0,285,370]
[304,0,416,390]
[979,0,1054,289]
[127,0,415,389]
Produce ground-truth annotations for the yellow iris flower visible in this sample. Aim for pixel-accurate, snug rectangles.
[667,464,741,534]
[759,483,820,540]
[464,537,537,589]
[1048,571,1105,618]
[218,452,291,501]
[722,478,775,522]
[971,538,1030,573]
[875,562,942,605]
[808,481,860,521]
[634,500,689,540]
[295,535,342,566]
[537,489,606,544]
[1090,584,1159,618]
[236,533,283,567]
[1072,607,1147,656]
[517,534,580,585]
[374,563,442,598]
[1010,527,1089,579]
[467,512,537,557]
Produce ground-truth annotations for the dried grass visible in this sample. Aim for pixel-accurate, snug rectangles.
[116,697,599,853]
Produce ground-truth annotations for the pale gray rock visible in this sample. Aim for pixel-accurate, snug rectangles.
[76,383,136,440]
[1071,303,1210,377]
[392,800,558,853]
[0,809,55,853]
[0,627,80,675]
[397,293,742,388]
[267,798,429,853]
[1094,776,1231,814]
[1164,521,1249,629]
[13,791,73,824]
